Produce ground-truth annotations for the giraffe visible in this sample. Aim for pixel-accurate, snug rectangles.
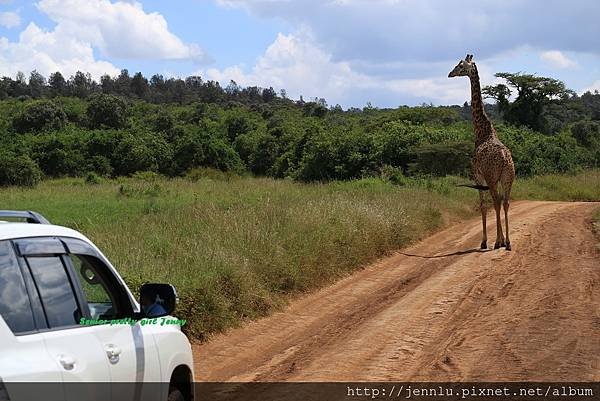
[448,54,515,250]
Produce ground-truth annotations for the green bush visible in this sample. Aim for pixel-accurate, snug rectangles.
[113,132,174,176]
[12,100,67,133]
[298,127,378,181]
[85,172,102,185]
[173,126,244,174]
[30,133,88,177]
[0,152,42,186]
[87,94,128,129]
[0,94,599,184]
[407,141,472,176]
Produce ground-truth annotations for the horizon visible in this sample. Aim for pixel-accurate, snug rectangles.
[1,0,599,108]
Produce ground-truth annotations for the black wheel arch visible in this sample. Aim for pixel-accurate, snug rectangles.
[170,364,193,401]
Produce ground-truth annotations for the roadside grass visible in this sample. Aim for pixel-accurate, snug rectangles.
[512,170,600,201]
[1,169,598,340]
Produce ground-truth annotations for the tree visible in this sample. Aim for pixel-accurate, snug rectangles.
[130,72,149,98]
[262,87,277,103]
[185,76,203,93]
[225,80,241,99]
[482,83,510,115]
[12,71,28,97]
[148,74,166,103]
[48,72,67,96]
[115,69,131,96]
[28,70,47,98]
[571,120,600,148]
[483,72,574,133]
[68,71,96,98]
[100,74,115,93]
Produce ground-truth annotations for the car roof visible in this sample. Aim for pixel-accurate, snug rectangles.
[0,223,90,242]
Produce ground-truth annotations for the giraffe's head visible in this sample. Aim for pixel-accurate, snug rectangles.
[448,54,475,78]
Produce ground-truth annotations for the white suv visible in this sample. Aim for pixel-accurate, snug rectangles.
[0,211,194,401]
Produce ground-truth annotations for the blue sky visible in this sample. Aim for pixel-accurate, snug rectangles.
[1,0,600,108]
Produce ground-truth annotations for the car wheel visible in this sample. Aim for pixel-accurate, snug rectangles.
[168,387,185,401]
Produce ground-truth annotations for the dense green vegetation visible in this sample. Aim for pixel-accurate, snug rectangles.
[2,170,598,339]
[0,70,599,187]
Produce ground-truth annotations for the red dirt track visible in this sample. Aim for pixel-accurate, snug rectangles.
[194,201,600,382]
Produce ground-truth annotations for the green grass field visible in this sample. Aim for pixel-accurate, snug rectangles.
[2,169,599,339]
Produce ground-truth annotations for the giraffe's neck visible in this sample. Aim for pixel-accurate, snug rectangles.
[469,65,496,146]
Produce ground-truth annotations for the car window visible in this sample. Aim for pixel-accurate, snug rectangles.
[27,256,82,328]
[0,241,36,334]
[70,254,118,320]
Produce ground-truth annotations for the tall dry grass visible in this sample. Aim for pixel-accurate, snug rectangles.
[2,169,598,339]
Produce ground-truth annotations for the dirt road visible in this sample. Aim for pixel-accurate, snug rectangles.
[193,201,600,382]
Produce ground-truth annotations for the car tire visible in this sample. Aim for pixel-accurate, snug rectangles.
[168,387,185,401]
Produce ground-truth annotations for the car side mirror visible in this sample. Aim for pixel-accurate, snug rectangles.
[139,283,178,318]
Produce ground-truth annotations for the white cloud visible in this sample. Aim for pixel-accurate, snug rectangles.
[0,22,120,78]
[214,0,600,66]
[36,0,207,61]
[201,32,470,107]
[582,80,600,94]
[0,0,208,80]
[0,11,20,28]
[540,50,577,69]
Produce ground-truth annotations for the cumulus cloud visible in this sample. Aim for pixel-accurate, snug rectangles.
[202,32,471,107]
[582,80,600,94]
[36,0,207,61]
[215,0,600,67]
[540,51,577,69]
[0,0,208,79]
[0,11,20,28]
[0,22,120,78]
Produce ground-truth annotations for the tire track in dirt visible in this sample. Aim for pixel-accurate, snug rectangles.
[193,201,600,382]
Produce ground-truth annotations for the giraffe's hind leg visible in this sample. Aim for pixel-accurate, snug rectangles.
[501,171,514,251]
[478,190,487,249]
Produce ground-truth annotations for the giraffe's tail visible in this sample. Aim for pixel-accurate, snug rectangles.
[456,184,490,190]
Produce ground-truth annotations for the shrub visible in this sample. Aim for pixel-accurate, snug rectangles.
[571,121,600,148]
[407,141,472,176]
[173,126,244,174]
[87,155,113,177]
[113,132,174,176]
[297,127,378,181]
[30,134,88,177]
[84,172,102,185]
[380,165,410,186]
[0,152,42,186]
[87,94,128,129]
[12,100,67,133]
[185,167,240,182]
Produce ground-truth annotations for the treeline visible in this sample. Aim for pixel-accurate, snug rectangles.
[0,69,287,106]
[0,70,599,187]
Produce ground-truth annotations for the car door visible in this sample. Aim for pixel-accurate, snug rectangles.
[14,237,111,401]
[0,239,65,401]
[61,238,163,401]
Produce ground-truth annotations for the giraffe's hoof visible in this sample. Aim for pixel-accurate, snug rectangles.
[480,241,487,250]
[494,243,501,249]
[505,242,512,251]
